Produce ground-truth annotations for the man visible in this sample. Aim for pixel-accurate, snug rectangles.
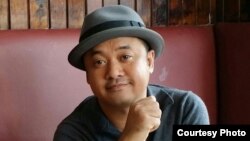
[54,5,209,141]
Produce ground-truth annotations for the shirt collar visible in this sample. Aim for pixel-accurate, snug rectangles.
[147,84,174,110]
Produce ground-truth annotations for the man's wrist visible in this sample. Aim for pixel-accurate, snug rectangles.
[118,128,149,141]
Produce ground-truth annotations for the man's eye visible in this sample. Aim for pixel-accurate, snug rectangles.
[95,60,106,66]
[121,55,132,61]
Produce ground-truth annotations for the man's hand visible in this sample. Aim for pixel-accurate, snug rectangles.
[119,96,162,141]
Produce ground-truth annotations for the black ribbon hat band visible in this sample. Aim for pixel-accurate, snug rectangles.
[79,20,145,42]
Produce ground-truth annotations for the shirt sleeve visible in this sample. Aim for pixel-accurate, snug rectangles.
[180,91,210,125]
[53,131,74,141]
[53,126,74,141]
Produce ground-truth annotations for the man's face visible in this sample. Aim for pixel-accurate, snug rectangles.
[83,37,155,108]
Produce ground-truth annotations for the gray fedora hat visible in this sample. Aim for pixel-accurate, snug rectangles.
[68,5,165,70]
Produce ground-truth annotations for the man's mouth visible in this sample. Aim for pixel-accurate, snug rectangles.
[106,82,129,91]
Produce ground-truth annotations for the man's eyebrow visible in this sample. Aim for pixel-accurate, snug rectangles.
[89,50,102,56]
[115,45,132,51]
[90,45,132,56]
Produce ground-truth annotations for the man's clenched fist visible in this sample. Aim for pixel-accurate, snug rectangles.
[119,96,162,141]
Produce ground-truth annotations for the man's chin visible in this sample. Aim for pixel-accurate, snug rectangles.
[109,95,144,108]
[111,97,134,107]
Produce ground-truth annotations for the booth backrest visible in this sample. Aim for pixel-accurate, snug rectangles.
[215,23,250,124]
[0,30,90,141]
[0,26,217,141]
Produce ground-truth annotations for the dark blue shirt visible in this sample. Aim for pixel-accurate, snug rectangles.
[54,84,210,141]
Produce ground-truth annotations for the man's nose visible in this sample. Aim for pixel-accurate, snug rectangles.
[106,60,124,79]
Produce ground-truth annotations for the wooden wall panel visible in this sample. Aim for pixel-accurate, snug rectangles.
[182,0,196,25]
[152,0,167,26]
[197,0,210,24]
[224,0,240,22]
[68,0,85,28]
[136,0,151,27]
[210,0,216,24]
[10,0,28,29]
[240,0,250,22]
[1,0,250,30]
[169,0,183,25]
[50,0,67,29]
[120,0,135,9]
[87,0,102,14]
[216,0,224,22]
[0,0,9,29]
[30,0,49,29]
[103,0,118,6]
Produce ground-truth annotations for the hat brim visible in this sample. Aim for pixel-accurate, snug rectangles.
[68,27,165,70]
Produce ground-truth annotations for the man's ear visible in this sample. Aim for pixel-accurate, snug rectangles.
[147,50,155,73]
[84,63,90,84]
[85,70,91,84]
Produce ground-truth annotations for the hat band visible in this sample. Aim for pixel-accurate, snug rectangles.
[79,20,145,42]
